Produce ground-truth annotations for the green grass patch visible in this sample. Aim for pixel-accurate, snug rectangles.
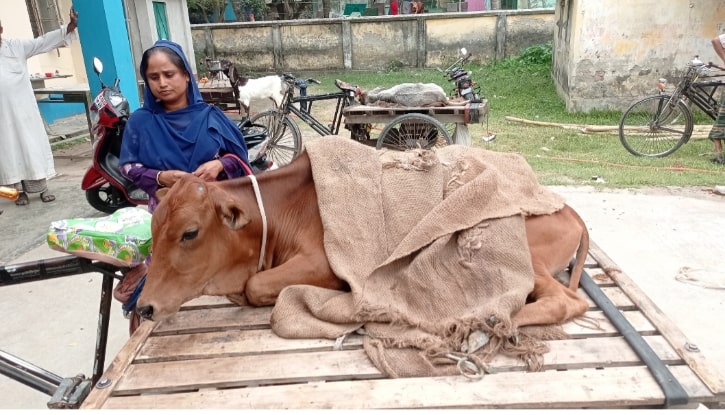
[288,46,725,187]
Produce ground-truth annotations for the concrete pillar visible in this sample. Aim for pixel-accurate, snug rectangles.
[73,0,140,111]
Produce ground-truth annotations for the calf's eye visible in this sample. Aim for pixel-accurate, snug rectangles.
[181,229,198,242]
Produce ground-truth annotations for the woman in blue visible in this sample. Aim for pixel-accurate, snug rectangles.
[119,39,251,213]
[117,40,251,333]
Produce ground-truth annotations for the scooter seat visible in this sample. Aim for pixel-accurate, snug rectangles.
[47,207,152,268]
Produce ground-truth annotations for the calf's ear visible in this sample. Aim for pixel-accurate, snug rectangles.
[216,199,251,230]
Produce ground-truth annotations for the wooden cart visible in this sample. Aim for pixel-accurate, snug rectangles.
[198,77,240,113]
[81,241,725,409]
[342,100,488,148]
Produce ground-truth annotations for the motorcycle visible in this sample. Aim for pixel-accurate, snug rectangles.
[438,47,483,103]
[81,57,273,214]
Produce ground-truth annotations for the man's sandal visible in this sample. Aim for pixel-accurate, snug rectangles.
[15,192,29,206]
[40,191,56,203]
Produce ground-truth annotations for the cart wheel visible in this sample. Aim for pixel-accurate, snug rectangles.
[248,110,302,166]
[376,113,452,151]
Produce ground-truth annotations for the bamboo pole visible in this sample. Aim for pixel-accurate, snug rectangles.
[504,116,714,139]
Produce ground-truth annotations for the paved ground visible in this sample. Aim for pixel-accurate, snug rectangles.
[1,114,724,408]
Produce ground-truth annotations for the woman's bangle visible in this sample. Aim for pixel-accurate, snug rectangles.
[156,170,164,187]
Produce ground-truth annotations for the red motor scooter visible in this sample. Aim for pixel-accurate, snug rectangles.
[81,57,148,214]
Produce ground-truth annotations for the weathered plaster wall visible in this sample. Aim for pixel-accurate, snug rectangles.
[554,0,725,112]
[191,10,555,74]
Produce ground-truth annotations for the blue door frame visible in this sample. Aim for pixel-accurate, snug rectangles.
[72,0,140,112]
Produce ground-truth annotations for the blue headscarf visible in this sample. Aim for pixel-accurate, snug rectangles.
[119,40,248,172]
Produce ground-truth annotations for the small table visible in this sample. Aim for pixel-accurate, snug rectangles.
[33,84,94,144]
[30,74,73,90]
[198,77,240,113]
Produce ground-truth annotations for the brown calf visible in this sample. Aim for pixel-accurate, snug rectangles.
[136,151,589,328]
[513,205,590,327]
[136,151,344,321]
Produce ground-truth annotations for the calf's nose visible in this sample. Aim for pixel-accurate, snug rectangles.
[136,304,154,321]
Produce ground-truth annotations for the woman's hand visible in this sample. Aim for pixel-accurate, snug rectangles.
[193,160,224,182]
[157,169,187,188]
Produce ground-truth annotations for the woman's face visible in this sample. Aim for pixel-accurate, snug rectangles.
[145,51,190,111]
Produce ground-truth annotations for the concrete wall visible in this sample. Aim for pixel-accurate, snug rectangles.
[553,0,725,112]
[191,9,555,73]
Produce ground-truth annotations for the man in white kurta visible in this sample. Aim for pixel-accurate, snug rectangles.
[0,9,78,205]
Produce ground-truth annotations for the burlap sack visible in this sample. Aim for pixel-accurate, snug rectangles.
[270,136,565,377]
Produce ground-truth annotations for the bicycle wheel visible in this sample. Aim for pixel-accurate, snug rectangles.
[248,110,302,167]
[376,113,452,151]
[618,95,693,157]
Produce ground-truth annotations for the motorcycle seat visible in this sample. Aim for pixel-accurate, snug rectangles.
[47,207,152,268]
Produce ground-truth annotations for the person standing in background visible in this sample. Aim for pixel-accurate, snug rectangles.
[390,0,399,15]
[401,0,412,14]
[0,8,78,206]
[708,33,725,164]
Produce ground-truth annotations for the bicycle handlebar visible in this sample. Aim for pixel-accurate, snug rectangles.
[707,62,725,72]
[441,53,473,73]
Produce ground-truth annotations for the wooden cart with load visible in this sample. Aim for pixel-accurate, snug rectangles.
[79,243,725,409]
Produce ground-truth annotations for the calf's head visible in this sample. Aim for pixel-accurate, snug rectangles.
[136,174,260,321]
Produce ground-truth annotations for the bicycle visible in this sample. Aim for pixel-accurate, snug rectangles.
[618,57,725,157]
[247,74,454,162]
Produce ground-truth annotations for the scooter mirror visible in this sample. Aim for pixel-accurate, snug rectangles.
[460,48,468,56]
[92,57,104,75]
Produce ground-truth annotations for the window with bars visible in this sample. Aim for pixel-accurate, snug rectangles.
[25,0,62,38]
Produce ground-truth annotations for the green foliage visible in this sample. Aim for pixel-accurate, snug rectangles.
[230,0,268,19]
[515,42,553,65]
[187,0,227,23]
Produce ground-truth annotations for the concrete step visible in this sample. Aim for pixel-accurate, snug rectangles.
[47,113,90,143]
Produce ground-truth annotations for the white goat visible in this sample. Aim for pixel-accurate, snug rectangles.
[237,75,285,117]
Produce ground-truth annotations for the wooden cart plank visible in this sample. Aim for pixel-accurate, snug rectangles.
[99,365,712,409]
[153,305,272,335]
[154,305,655,339]
[114,349,382,395]
[80,320,157,409]
[588,241,725,395]
[135,332,682,372]
[115,336,683,395]
[342,102,488,125]
[136,329,364,363]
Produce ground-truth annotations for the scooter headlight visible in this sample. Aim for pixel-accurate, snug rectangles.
[109,94,124,107]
